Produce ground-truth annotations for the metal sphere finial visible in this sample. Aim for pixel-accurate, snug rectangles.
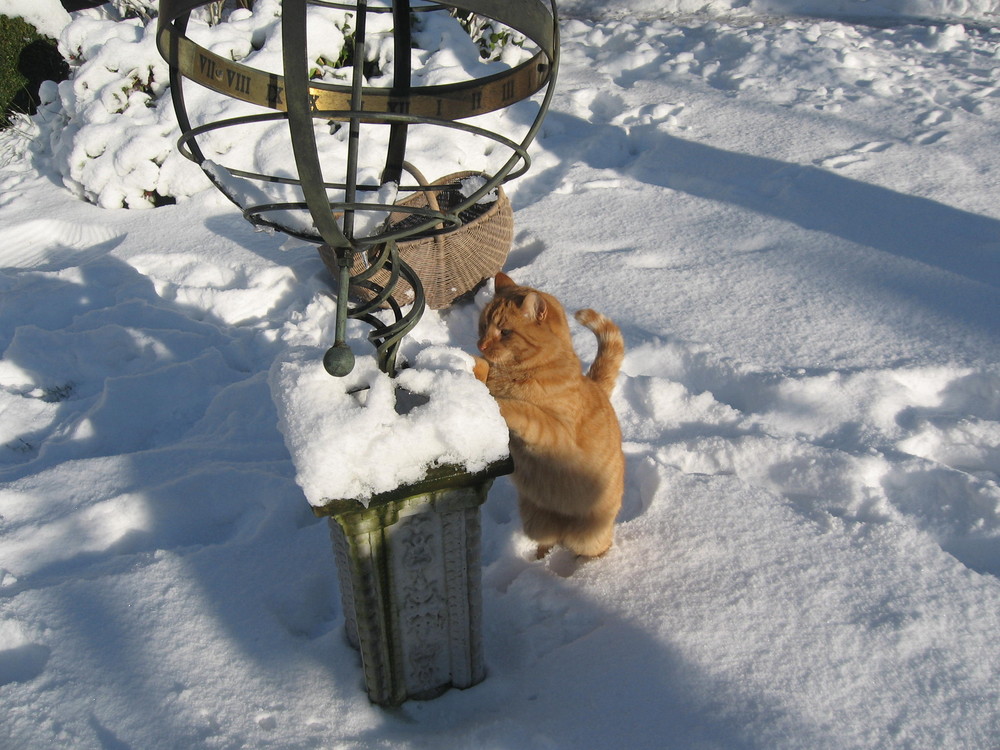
[323,343,357,377]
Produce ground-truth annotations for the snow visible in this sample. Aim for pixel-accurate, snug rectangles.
[1,1,1000,748]
[270,343,508,505]
[0,0,70,39]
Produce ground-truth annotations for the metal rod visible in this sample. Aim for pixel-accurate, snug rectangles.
[164,11,208,165]
[280,0,351,250]
[381,0,411,185]
[342,0,369,242]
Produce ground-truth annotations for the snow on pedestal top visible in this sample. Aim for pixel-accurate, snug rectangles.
[269,344,509,506]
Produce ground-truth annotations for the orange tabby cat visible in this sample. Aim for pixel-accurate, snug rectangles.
[473,272,625,558]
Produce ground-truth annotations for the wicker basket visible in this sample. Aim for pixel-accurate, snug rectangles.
[320,168,513,310]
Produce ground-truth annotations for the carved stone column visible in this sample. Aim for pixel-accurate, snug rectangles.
[316,461,510,706]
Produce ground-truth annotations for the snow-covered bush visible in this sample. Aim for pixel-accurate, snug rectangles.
[28,12,191,208]
[109,0,159,21]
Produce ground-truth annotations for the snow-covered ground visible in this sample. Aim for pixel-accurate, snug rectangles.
[2,1,999,748]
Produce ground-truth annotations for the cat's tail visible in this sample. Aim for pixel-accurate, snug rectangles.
[574,309,624,395]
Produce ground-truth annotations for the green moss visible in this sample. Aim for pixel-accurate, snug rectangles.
[0,14,68,127]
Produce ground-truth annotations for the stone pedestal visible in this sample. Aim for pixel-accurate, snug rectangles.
[314,460,511,706]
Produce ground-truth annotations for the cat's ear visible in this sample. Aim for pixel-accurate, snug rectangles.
[520,291,547,321]
[495,272,516,290]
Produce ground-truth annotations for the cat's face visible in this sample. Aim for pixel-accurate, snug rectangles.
[477,274,570,366]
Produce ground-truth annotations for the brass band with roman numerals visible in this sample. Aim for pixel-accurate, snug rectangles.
[157,0,556,121]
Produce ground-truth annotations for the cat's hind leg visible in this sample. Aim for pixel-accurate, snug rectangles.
[562,513,616,558]
[518,496,565,557]
[534,544,553,560]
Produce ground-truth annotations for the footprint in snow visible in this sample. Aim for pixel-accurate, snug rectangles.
[613,101,688,131]
[0,620,50,686]
[895,370,1000,478]
[911,107,952,145]
[854,141,894,154]
[505,230,547,270]
[917,109,952,127]
[815,141,893,169]
[569,89,627,124]
[912,129,949,146]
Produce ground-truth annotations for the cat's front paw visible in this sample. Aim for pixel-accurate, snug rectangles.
[473,356,490,383]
